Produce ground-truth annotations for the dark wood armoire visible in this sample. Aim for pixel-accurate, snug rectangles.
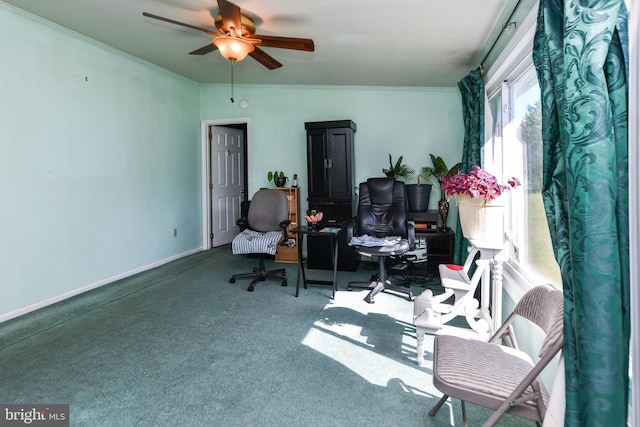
[305,120,359,271]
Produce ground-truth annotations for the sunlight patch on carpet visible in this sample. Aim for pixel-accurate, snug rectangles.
[300,290,442,397]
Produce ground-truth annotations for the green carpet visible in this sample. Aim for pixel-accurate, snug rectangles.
[0,248,534,426]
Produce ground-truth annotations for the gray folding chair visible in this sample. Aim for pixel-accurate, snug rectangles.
[429,285,563,426]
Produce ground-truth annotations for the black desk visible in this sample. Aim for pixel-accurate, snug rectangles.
[290,226,340,298]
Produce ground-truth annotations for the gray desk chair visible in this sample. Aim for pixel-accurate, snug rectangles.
[345,178,415,303]
[229,189,290,292]
[429,285,564,426]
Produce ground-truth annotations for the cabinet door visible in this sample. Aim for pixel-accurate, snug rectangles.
[327,127,354,200]
[425,232,455,274]
[307,129,329,199]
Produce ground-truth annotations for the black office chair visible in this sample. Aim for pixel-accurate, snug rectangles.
[229,189,290,292]
[345,178,415,303]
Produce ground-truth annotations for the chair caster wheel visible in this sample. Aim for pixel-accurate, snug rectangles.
[229,278,236,283]
[281,281,287,287]
[364,295,374,304]
[347,286,353,291]
[247,285,254,292]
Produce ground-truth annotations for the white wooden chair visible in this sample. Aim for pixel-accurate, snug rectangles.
[414,245,499,364]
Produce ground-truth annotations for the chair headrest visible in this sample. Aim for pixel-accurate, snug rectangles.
[364,178,398,204]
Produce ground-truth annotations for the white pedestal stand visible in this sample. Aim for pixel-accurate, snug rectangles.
[413,239,503,365]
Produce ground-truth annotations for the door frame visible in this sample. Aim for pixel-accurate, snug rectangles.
[201,117,251,249]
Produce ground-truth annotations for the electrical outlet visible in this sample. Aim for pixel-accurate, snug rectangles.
[173,228,177,237]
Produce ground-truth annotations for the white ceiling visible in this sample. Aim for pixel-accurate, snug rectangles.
[3,0,516,87]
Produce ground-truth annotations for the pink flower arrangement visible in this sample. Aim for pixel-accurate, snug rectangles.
[441,165,520,201]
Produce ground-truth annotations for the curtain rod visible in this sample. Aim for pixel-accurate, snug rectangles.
[478,0,525,73]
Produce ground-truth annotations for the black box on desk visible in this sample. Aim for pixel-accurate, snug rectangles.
[307,231,359,271]
[306,200,359,271]
[408,210,439,234]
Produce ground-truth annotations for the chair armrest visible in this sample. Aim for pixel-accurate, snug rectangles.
[407,221,416,250]
[279,219,291,229]
[343,218,356,242]
[236,217,249,230]
[279,220,292,245]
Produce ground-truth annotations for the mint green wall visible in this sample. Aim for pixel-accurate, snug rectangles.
[200,84,464,212]
[0,2,464,320]
[0,5,201,318]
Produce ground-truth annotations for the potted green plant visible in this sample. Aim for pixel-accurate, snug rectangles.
[382,154,415,180]
[267,171,288,187]
[420,154,461,188]
[419,154,462,230]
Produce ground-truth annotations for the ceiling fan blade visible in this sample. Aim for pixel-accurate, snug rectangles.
[217,0,242,36]
[251,34,315,52]
[249,47,283,70]
[189,43,218,55]
[142,12,219,37]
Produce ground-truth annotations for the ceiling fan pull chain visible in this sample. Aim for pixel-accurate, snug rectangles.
[230,61,235,103]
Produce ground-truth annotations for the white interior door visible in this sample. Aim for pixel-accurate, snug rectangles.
[211,125,245,247]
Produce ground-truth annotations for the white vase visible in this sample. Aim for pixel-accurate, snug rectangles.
[456,194,505,246]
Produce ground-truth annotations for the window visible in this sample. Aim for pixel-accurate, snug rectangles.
[484,7,637,425]
[481,4,562,290]
[509,67,561,287]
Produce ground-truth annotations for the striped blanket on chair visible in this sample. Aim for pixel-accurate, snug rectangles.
[232,230,283,256]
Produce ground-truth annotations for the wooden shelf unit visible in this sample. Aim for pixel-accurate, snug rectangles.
[275,187,300,263]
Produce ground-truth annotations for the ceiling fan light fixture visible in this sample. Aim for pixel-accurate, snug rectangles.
[214,36,254,62]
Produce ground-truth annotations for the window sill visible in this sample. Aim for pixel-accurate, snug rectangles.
[502,260,541,302]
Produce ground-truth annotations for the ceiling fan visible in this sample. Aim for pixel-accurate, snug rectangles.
[142,0,315,70]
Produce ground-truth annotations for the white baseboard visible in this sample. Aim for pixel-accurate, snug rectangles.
[0,248,202,323]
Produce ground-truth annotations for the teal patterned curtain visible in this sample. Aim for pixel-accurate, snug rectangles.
[454,70,484,264]
[532,1,630,425]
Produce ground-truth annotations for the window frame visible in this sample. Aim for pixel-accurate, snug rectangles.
[483,6,543,300]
